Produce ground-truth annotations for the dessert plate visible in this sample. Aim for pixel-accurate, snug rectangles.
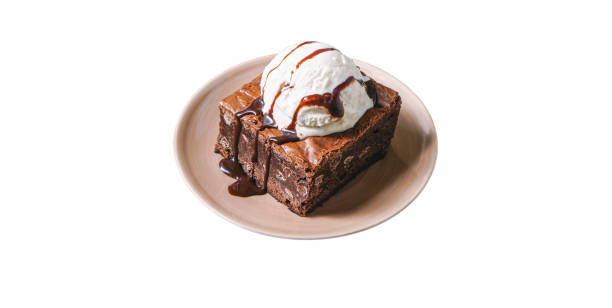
[175,55,437,239]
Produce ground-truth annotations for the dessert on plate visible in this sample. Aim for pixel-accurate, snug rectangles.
[214,41,401,216]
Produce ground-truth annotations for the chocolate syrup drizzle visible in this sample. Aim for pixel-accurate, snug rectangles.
[261,41,314,98]
[295,48,336,69]
[220,43,379,197]
[264,46,339,144]
[264,45,335,118]
[267,82,287,121]
[269,76,378,144]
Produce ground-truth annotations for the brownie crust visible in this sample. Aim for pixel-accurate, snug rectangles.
[215,75,401,216]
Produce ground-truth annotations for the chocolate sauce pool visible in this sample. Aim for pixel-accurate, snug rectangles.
[219,157,265,196]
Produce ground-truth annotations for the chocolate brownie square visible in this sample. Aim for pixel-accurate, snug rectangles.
[215,75,401,216]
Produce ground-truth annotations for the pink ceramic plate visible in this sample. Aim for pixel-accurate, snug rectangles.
[175,55,437,239]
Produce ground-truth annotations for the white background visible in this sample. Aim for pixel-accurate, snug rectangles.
[1,0,611,307]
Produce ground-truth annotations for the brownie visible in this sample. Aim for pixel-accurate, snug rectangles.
[214,75,401,216]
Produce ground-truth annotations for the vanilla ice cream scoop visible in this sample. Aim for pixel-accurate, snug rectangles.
[260,41,375,139]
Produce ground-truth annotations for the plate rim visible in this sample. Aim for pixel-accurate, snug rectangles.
[175,55,438,240]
